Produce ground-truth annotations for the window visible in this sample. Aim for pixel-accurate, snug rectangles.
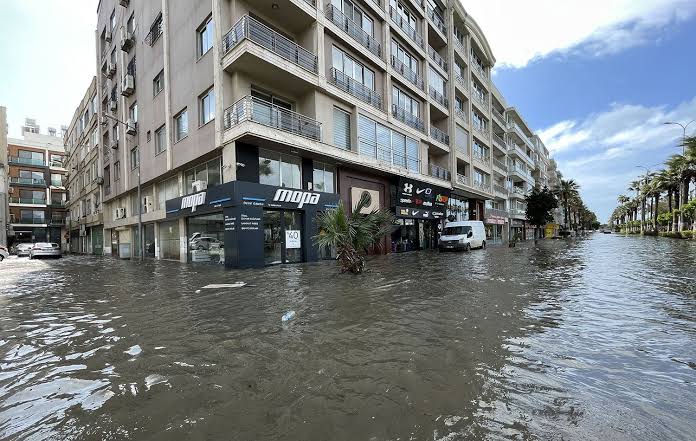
[18,150,44,162]
[331,46,374,89]
[50,173,63,187]
[183,157,222,194]
[127,13,134,33]
[392,86,419,117]
[174,109,188,142]
[147,13,163,46]
[157,176,180,209]
[110,48,116,64]
[357,114,419,171]
[332,0,373,36]
[258,149,301,189]
[473,141,488,160]
[199,87,215,125]
[114,161,121,181]
[472,111,486,130]
[19,170,44,181]
[197,16,213,57]
[391,39,418,72]
[129,102,138,123]
[112,124,119,142]
[110,9,116,30]
[429,67,446,96]
[333,107,351,150]
[155,125,166,155]
[49,153,62,166]
[130,146,140,169]
[474,169,489,186]
[153,70,164,96]
[389,0,416,29]
[20,209,45,222]
[313,162,336,193]
[454,26,465,45]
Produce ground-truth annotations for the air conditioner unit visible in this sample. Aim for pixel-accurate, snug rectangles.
[109,99,117,111]
[119,0,129,6]
[192,180,208,193]
[96,176,105,185]
[121,74,134,96]
[125,119,137,135]
[105,31,112,43]
[120,30,134,51]
[111,139,119,150]
[142,196,153,213]
[114,207,126,219]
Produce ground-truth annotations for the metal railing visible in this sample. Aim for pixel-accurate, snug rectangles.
[145,14,163,46]
[50,200,66,207]
[16,218,47,225]
[224,96,322,141]
[471,57,487,80]
[389,6,424,48]
[487,207,509,218]
[493,133,506,149]
[330,68,383,109]
[510,164,529,177]
[493,157,507,171]
[511,186,527,195]
[222,15,318,73]
[50,179,64,187]
[454,38,466,54]
[510,208,526,216]
[456,173,469,186]
[8,156,45,167]
[492,108,505,122]
[360,141,420,172]
[429,87,448,107]
[493,184,508,195]
[326,5,381,58]
[391,56,424,90]
[427,7,447,35]
[429,164,450,180]
[455,74,468,91]
[430,125,449,145]
[472,121,489,139]
[392,105,425,132]
[473,150,490,163]
[472,90,488,109]
[455,107,468,123]
[9,177,46,186]
[428,46,447,71]
[9,197,46,205]
[473,180,491,192]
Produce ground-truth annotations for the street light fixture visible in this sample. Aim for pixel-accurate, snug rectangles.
[663,120,695,155]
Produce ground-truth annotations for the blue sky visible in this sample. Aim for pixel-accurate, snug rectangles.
[1,1,695,221]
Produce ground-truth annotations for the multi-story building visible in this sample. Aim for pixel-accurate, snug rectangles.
[3,118,68,247]
[64,77,104,254]
[83,0,562,266]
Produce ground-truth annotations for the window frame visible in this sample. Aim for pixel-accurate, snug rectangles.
[199,87,215,126]
[130,146,140,170]
[153,70,164,97]
[154,125,166,156]
[197,15,214,58]
[174,108,189,143]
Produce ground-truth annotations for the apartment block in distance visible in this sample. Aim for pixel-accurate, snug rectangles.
[3,118,68,247]
[64,76,104,254]
[87,0,561,267]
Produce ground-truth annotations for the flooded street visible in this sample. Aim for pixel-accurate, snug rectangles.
[1,234,695,440]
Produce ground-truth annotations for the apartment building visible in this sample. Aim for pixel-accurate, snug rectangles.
[3,119,68,247]
[64,77,104,254]
[86,0,560,266]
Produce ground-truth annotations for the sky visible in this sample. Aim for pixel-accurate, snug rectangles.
[1,1,695,221]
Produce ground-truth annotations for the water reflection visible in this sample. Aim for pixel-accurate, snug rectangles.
[0,234,695,440]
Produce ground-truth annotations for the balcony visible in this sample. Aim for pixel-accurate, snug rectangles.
[493,157,507,173]
[429,164,450,181]
[511,186,527,197]
[330,68,383,110]
[472,91,488,110]
[473,150,489,164]
[391,56,424,90]
[454,38,466,55]
[492,108,505,124]
[427,7,447,35]
[492,133,506,150]
[509,164,529,180]
[456,173,469,186]
[510,208,526,217]
[224,95,321,141]
[222,15,318,73]
[487,207,509,218]
[429,87,448,108]
[473,180,491,193]
[326,5,381,58]
[428,46,447,71]
[389,6,424,49]
[455,107,468,123]
[472,121,489,140]
[493,184,508,196]
[392,105,425,132]
[15,218,47,225]
[430,126,449,145]
[455,74,468,92]
[49,200,67,207]
[50,217,66,226]
[50,179,65,187]
[8,156,45,167]
[471,58,487,81]
[10,177,46,186]
[9,197,46,205]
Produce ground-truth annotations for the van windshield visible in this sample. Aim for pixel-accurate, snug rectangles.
[443,226,471,235]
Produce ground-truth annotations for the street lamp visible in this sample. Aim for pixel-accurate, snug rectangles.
[663,120,695,155]
[101,113,144,261]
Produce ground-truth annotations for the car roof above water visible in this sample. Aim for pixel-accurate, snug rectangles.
[445,221,484,227]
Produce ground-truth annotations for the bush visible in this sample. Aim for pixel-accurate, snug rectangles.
[658,231,694,239]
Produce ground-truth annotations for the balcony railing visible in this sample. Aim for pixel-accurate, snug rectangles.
[473,180,491,193]
[511,186,527,196]
[50,179,65,187]
[471,58,487,80]
[454,38,466,54]
[9,197,46,205]
[8,156,45,167]
[472,121,489,139]
[510,208,526,216]
[493,157,507,171]
[330,68,383,109]
[16,218,47,225]
[455,107,468,123]
[455,74,468,91]
[493,184,508,195]
[429,87,448,108]
[487,207,509,218]
[427,7,447,35]
[366,0,382,9]
[456,173,469,186]
[301,0,316,6]
[145,15,163,46]
[430,125,449,145]
[50,200,67,207]
[392,105,425,132]
[360,142,420,172]
[222,15,318,73]
[428,46,447,71]
[493,133,506,149]
[10,177,46,186]
[224,96,321,141]
[389,6,424,48]
[492,108,505,123]
[472,91,488,109]
[326,5,381,58]
[473,150,490,163]
[510,165,529,178]
[391,56,424,90]
[429,164,450,181]
[50,217,66,226]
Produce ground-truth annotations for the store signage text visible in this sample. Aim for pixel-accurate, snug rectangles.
[273,189,320,208]
[181,191,207,212]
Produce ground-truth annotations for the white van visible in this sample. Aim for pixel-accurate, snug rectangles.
[438,221,487,251]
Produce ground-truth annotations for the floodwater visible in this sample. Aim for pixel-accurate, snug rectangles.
[0,234,695,440]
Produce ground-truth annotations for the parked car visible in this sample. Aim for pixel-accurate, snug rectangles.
[0,245,8,261]
[14,243,34,257]
[189,232,222,250]
[29,243,62,259]
[438,221,487,251]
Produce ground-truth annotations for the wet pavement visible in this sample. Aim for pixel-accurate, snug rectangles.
[0,234,695,440]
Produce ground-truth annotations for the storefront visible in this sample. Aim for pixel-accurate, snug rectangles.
[164,180,340,268]
[510,219,526,240]
[391,177,450,252]
[484,215,506,244]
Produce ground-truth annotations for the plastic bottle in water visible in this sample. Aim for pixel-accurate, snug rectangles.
[281,310,296,322]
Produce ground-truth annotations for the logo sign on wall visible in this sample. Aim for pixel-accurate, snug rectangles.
[181,191,207,212]
[396,178,450,217]
[351,187,380,213]
[285,230,301,249]
[273,188,320,208]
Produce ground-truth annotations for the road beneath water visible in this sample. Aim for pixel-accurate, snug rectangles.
[0,234,695,440]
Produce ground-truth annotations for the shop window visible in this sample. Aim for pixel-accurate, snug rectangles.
[258,149,301,189]
[159,220,180,260]
[313,162,336,193]
[187,213,224,264]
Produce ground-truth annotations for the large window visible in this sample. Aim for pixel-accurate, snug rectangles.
[332,0,373,36]
[472,111,487,130]
[331,46,374,90]
[391,39,418,72]
[473,141,489,160]
[389,0,416,29]
[184,157,222,194]
[159,220,180,260]
[474,169,489,186]
[199,87,215,125]
[357,114,419,172]
[187,213,224,264]
[429,67,446,96]
[20,189,45,202]
[19,170,44,181]
[333,107,351,150]
[18,150,44,162]
[258,149,301,189]
[20,209,45,222]
[157,176,180,210]
[197,16,214,57]
[313,162,336,193]
[174,109,188,142]
[392,86,419,117]
[155,125,166,155]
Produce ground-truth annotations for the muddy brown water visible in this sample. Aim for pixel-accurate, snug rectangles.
[1,234,695,440]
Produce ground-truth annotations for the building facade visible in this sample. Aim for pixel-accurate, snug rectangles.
[80,0,562,266]
[3,119,68,248]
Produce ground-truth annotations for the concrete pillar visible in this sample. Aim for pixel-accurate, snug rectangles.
[178,216,187,263]
[154,221,160,259]
[222,141,237,183]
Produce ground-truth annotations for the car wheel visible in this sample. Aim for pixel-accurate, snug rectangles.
[482,241,486,249]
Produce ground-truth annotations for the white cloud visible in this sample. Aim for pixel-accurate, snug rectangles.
[462,0,696,69]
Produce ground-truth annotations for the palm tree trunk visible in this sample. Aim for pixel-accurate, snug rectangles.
[673,188,680,232]
[679,180,688,231]
[653,194,659,230]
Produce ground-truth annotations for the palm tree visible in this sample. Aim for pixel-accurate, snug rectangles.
[314,191,395,274]
[666,155,689,231]
[555,179,580,230]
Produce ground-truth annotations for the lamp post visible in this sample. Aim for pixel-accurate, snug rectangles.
[663,120,695,155]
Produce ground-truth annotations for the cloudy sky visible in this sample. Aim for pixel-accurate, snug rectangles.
[1,0,695,220]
